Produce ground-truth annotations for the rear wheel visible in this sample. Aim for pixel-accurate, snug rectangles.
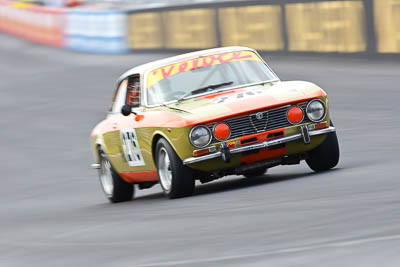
[242,167,268,178]
[306,121,340,172]
[156,138,195,199]
[98,148,134,203]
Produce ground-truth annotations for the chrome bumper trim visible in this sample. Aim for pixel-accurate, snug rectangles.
[91,163,101,169]
[182,126,335,165]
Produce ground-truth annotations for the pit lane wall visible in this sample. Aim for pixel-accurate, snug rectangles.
[0,0,399,54]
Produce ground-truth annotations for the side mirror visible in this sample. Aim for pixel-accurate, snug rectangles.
[121,104,135,116]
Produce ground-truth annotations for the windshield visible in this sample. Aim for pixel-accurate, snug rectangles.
[146,51,278,106]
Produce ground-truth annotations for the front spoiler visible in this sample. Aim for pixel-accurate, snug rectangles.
[183,126,336,165]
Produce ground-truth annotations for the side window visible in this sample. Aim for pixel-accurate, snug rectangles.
[126,76,141,108]
[110,79,128,113]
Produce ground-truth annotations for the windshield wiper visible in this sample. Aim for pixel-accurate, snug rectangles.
[177,81,234,102]
[160,103,191,113]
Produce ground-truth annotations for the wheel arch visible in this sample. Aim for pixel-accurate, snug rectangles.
[151,132,168,166]
[91,134,106,164]
[151,131,182,166]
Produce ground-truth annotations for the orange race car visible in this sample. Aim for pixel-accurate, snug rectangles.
[90,46,340,202]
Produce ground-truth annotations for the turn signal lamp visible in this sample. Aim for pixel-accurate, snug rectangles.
[213,123,231,141]
[315,122,329,130]
[193,146,217,157]
[287,106,304,124]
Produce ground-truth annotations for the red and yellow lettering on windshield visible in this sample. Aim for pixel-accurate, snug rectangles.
[147,51,262,88]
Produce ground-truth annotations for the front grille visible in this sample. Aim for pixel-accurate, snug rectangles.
[208,102,309,142]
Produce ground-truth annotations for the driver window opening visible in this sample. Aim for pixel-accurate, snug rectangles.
[127,76,141,108]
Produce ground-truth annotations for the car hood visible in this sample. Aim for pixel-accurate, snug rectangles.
[162,81,326,125]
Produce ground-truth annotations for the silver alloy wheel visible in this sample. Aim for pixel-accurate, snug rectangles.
[99,152,114,196]
[158,147,172,193]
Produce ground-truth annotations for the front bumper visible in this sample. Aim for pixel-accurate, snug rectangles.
[183,126,336,165]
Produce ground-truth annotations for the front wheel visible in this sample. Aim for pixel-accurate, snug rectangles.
[306,122,340,172]
[156,138,195,199]
[98,148,134,203]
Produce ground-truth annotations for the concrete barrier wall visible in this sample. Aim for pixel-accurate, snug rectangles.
[1,0,399,54]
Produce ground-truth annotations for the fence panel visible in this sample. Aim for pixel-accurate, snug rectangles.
[162,8,218,49]
[374,0,400,53]
[218,5,284,51]
[285,1,366,52]
[128,12,163,49]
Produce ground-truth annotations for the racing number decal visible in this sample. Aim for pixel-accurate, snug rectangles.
[120,129,145,167]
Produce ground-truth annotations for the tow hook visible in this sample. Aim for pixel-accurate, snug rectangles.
[301,125,311,144]
[220,142,231,163]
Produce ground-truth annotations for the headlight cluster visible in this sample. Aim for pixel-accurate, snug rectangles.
[306,99,326,122]
[189,126,212,148]
[287,99,326,124]
[190,123,232,148]
[190,99,327,148]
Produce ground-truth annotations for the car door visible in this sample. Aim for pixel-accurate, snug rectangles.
[100,78,130,173]
[105,74,155,179]
[117,75,146,169]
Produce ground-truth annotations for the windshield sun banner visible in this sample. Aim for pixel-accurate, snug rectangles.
[147,51,262,88]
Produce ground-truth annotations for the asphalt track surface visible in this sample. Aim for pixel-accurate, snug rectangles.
[1,33,400,267]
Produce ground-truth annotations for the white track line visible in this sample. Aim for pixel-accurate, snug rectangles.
[131,234,400,267]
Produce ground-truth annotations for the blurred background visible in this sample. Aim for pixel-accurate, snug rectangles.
[0,0,399,54]
[1,1,400,267]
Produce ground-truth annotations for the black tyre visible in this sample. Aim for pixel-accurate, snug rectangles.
[306,121,340,172]
[156,138,195,199]
[242,167,268,178]
[98,148,134,203]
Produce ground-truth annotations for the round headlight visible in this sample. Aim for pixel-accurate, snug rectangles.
[287,106,304,124]
[213,123,231,141]
[306,99,326,122]
[189,125,212,148]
